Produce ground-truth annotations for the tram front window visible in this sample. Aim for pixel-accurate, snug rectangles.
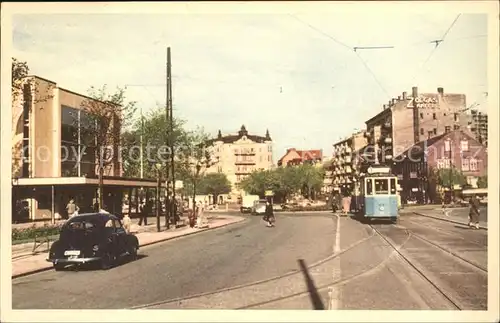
[390,178,397,194]
[374,179,389,194]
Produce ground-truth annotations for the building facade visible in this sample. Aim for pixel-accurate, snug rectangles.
[330,131,367,195]
[12,76,161,222]
[362,86,470,169]
[205,125,273,199]
[277,148,323,167]
[470,109,488,146]
[392,130,487,203]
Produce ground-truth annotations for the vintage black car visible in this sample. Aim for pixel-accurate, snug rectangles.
[47,212,139,271]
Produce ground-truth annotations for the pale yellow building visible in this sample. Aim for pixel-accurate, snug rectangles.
[205,125,273,201]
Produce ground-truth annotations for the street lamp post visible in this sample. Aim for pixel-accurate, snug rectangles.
[155,163,162,232]
[446,138,453,204]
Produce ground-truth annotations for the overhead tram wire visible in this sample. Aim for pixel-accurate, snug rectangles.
[410,13,462,84]
[288,14,393,100]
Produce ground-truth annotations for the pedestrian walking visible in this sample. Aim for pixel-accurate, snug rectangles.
[196,201,206,228]
[441,191,450,217]
[468,194,481,229]
[263,200,275,227]
[66,198,80,218]
[122,213,132,233]
[138,199,148,226]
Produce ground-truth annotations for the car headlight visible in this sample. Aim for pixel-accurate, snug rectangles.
[92,245,99,251]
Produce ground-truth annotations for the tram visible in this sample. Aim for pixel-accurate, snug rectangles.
[358,166,399,223]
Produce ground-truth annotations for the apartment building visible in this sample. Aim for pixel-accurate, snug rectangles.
[12,76,160,222]
[330,131,367,195]
[470,109,488,145]
[361,86,470,170]
[392,130,487,203]
[321,156,334,195]
[205,125,273,199]
[277,148,323,167]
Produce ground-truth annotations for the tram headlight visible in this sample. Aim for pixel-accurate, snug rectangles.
[379,205,385,211]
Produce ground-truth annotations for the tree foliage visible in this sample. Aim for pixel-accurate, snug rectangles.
[78,85,137,171]
[433,167,467,188]
[240,163,325,202]
[477,175,487,188]
[121,106,189,179]
[197,173,232,201]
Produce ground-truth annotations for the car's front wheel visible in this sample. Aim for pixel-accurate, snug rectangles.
[100,252,114,270]
[54,263,65,271]
[128,244,138,261]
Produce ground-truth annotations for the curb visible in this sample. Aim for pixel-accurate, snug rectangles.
[413,212,487,230]
[12,217,246,279]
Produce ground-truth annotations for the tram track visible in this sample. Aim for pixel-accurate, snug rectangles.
[130,228,378,309]
[403,217,486,249]
[369,223,481,310]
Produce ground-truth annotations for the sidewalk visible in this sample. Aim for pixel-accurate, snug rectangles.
[11,214,245,278]
[406,209,487,230]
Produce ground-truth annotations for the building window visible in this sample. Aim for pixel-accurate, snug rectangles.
[469,158,478,171]
[268,156,270,161]
[420,128,424,135]
[432,113,436,120]
[427,131,433,138]
[445,126,451,133]
[460,140,469,152]
[420,112,424,119]
[454,125,460,130]
[437,158,451,169]
[461,158,470,171]
[433,128,437,135]
[454,113,458,122]
[61,106,97,178]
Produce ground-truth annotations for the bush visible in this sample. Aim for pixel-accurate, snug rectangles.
[12,223,62,242]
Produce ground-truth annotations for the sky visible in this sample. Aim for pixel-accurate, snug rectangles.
[10,4,489,162]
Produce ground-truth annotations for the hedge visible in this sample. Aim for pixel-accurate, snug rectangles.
[283,205,331,212]
[12,223,62,242]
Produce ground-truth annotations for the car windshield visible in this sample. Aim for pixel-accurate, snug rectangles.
[63,215,106,231]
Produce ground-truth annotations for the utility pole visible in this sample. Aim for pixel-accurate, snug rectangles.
[168,47,176,227]
[140,105,144,179]
[165,47,173,229]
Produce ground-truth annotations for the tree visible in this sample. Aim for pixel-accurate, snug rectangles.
[434,167,467,188]
[197,173,232,204]
[239,164,325,203]
[121,106,189,180]
[297,163,325,199]
[177,127,218,208]
[77,85,137,209]
[477,175,487,188]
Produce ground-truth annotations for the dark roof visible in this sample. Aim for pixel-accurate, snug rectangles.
[205,125,271,145]
[277,149,323,166]
[364,106,392,125]
[396,130,479,160]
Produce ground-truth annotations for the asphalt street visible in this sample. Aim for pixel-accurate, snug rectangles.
[12,211,488,310]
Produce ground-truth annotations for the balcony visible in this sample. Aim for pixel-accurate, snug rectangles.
[235,171,252,175]
[235,160,256,165]
[234,151,256,156]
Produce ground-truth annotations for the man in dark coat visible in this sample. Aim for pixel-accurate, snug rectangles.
[264,200,275,227]
[468,194,481,229]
